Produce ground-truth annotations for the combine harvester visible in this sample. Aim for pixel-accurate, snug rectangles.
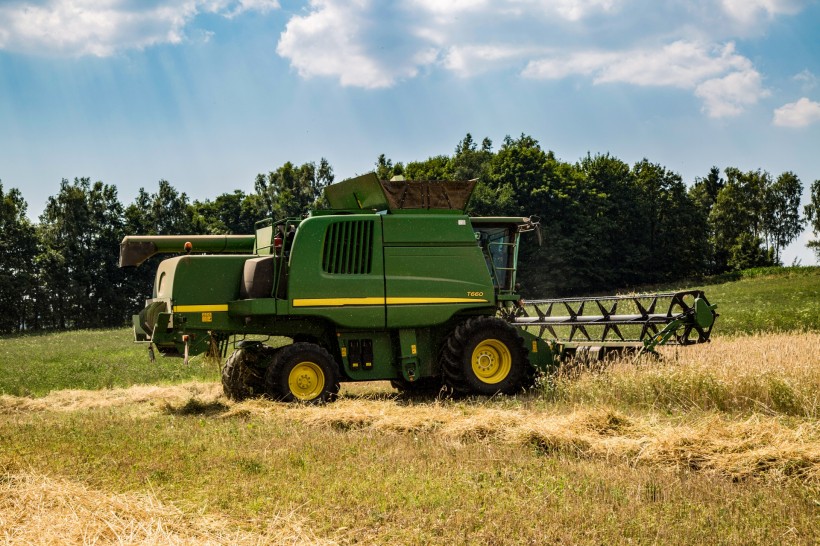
[120,174,717,402]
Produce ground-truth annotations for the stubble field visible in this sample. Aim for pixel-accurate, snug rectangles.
[1,268,819,544]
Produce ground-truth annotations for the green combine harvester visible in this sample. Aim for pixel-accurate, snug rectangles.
[120,173,717,402]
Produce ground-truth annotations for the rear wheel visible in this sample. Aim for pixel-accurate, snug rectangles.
[265,343,340,403]
[222,346,270,401]
[441,316,532,396]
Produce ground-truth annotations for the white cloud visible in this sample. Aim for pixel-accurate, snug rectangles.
[695,69,770,117]
[516,0,620,21]
[276,0,626,88]
[721,0,803,26]
[408,0,618,21]
[408,0,490,16]
[442,44,542,77]
[276,1,389,88]
[523,41,751,88]
[277,0,436,88]
[773,97,820,127]
[0,0,278,57]
[521,50,613,80]
[595,42,751,88]
[522,40,770,117]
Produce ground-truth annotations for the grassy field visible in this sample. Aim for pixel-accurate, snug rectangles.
[1,267,819,544]
[691,266,820,335]
[0,328,220,397]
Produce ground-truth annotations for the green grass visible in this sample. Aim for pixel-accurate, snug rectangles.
[691,266,820,335]
[0,328,219,396]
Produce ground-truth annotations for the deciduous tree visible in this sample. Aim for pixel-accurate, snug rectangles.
[763,171,804,263]
[255,159,334,219]
[0,182,39,333]
[805,179,820,260]
[38,178,130,329]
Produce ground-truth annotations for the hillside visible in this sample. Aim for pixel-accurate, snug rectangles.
[692,266,820,334]
[603,265,820,335]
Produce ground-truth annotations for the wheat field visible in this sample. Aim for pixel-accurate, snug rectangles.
[1,332,819,544]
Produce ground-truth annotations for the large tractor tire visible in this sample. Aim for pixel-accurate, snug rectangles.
[265,342,340,403]
[222,346,270,401]
[441,316,532,396]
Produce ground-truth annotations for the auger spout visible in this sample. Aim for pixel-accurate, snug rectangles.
[119,234,256,267]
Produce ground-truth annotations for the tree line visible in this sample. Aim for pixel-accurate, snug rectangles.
[1,134,818,334]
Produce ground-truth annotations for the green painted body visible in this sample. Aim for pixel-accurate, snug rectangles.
[123,173,548,386]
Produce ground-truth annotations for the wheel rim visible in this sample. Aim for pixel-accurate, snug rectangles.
[288,361,325,401]
[471,339,512,384]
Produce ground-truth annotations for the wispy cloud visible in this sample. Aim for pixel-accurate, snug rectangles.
[522,41,770,117]
[773,97,820,127]
[720,0,804,27]
[695,70,770,118]
[407,0,620,21]
[794,69,818,92]
[523,41,746,87]
[442,44,543,77]
[0,0,278,57]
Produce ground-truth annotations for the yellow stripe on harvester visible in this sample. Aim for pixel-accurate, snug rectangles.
[292,297,385,307]
[386,297,489,305]
[172,304,230,313]
[291,297,488,307]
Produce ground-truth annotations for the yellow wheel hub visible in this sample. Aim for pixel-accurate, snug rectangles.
[471,339,512,384]
[288,361,325,401]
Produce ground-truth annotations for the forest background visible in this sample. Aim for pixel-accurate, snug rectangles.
[2,133,819,334]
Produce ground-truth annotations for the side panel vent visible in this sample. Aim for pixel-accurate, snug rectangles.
[322,220,374,275]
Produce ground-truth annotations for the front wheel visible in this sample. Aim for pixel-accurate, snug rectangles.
[441,316,532,396]
[265,343,340,403]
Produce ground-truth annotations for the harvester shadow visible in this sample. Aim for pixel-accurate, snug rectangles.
[163,398,230,417]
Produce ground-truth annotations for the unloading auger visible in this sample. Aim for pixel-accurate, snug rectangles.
[509,290,718,360]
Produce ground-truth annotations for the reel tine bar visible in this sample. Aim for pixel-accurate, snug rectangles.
[512,290,716,347]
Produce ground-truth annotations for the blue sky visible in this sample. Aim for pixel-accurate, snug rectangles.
[1,0,819,264]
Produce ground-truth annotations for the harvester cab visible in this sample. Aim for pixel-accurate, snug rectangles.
[120,172,716,403]
[471,216,541,297]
